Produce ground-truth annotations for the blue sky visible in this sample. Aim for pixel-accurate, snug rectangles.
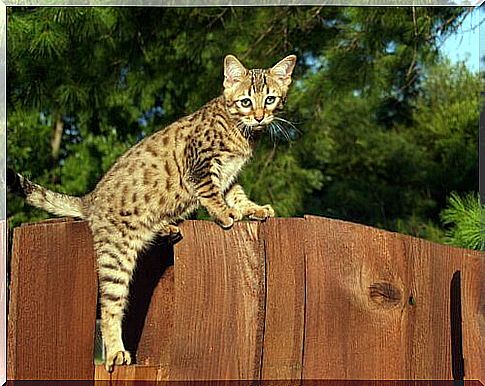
[439,6,483,73]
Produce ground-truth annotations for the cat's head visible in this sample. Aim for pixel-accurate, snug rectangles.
[223,54,296,131]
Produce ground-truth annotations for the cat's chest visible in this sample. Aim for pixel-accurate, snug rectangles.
[219,156,248,191]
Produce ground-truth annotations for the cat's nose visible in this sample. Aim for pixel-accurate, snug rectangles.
[254,116,264,123]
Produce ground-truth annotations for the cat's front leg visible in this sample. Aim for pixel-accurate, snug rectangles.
[200,192,242,229]
[195,173,242,229]
[225,184,275,220]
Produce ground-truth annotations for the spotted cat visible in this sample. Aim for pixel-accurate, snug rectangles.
[8,54,297,372]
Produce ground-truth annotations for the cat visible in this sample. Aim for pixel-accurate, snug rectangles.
[7,54,297,372]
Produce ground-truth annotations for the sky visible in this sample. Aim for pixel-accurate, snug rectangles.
[439,6,483,73]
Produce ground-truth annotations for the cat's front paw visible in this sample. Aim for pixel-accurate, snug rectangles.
[246,204,275,221]
[215,208,242,229]
[105,350,132,373]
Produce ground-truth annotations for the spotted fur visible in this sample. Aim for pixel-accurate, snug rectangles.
[8,54,296,372]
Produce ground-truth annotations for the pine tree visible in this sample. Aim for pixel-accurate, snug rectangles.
[7,6,477,246]
[441,193,485,251]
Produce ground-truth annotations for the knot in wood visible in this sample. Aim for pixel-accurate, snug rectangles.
[369,281,402,308]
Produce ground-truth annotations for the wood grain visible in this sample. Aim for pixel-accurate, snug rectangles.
[0,220,6,382]
[7,220,98,380]
[402,238,462,379]
[19,217,74,227]
[6,216,484,383]
[460,249,485,382]
[92,372,484,386]
[136,263,174,374]
[95,364,159,385]
[169,220,265,381]
[260,218,306,381]
[124,236,175,371]
[303,216,409,379]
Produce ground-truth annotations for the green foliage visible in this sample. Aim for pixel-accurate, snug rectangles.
[410,62,480,199]
[241,143,323,217]
[440,193,485,251]
[294,58,480,239]
[7,109,54,226]
[6,6,480,247]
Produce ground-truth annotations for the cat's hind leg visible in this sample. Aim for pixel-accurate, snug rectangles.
[92,224,138,372]
[155,221,183,244]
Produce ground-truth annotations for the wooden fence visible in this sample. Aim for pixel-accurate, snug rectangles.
[6,216,484,384]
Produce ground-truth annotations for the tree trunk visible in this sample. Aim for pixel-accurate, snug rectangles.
[51,116,64,162]
[50,116,64,184]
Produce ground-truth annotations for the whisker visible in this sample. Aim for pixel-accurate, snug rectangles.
[272,117,300,141]
[281,125,292,142]
[268,122,276,143]
[274,116,302,127]
[235,120,253,139]
[275,121,291,142]
[273,116,301,135]
[272,122,281,142]
[272,122,281,139]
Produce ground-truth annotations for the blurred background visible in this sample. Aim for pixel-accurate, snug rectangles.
[6,6,484,250]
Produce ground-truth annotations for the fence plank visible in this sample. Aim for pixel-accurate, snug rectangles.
[95,364,159,384]
[303,216,416,379]
[461,250,485,381]
[7,220,98,380]
[403,239,464,379]
[135,262,174,374]
[123,236,175,372]
[7,216,484,383]
[261,218,306,380]
[401,235,484,382]
[1,220,6,383]
[169,220,265,380]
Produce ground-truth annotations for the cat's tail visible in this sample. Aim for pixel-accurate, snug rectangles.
[7,168,85,219]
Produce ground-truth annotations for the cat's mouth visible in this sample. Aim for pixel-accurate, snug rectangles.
[249,123,271,133]
[240,122,265,129]
[250,117,274,129]
[238,117,273,134]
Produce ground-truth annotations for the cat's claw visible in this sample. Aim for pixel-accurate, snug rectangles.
[217,208,242,229]
[162,224,183,245]
[248,204,275,221]
[105,350,132,373]
[167,231,183,245]
[218,217,234,229]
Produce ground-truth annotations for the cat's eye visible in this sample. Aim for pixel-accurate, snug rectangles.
[265,96,277,105]
[240,98,252,108]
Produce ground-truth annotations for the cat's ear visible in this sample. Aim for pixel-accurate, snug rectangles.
[270,55,297,86]
[224,55,247,88]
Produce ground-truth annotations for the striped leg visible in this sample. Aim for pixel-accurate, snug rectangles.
[225,184,275,220]
[92,225,138,372]
[194,161,242,228]
[199,190,242,229]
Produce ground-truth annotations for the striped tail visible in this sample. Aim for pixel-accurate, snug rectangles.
[7,168,85,219]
